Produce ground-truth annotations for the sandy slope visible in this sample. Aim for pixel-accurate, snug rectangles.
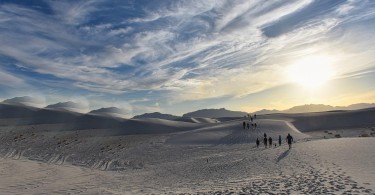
[260,107,375,132]
[0,138,374,194]
[0,104,374,194]
[167,118,310,145]
[174,117,220,124]
[304,138,375,189]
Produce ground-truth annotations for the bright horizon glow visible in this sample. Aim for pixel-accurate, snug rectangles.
[288,56,335,89]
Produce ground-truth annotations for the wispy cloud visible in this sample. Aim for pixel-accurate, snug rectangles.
[0,0,374,113]
[0,68,24,86]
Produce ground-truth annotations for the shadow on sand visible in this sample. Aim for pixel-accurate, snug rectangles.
[276,149,290,163]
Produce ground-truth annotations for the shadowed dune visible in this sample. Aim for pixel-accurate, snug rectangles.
[0,103,201,135]
[259,107,375,132]
[2,102,374,139]
[291,108,375,131]
[0,103,39,118]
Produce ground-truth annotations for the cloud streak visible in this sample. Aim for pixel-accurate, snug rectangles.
[0,0,374,114]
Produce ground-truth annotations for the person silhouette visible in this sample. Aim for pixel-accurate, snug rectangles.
[243,121,246,129]
[286,133,294,149]
[278,135,282,146]
[263,134,268,148]
[256,138,260,148]
[268,136,272,147]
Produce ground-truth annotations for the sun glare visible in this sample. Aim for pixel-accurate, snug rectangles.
[288,55,334,89]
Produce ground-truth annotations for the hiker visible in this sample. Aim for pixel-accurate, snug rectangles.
[278,135,282,146]
[268,136,272,147]
[256,138,260,148]
[286,133,294,149]
[243,121,246,129]
[263,134,268,148]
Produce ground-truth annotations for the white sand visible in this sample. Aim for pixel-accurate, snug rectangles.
[0,103,374,194]
[175,117,220,124]
[167,118,310,145]
[0,138,374,194]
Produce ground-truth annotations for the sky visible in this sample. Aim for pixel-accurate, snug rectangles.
[0,0,375,116]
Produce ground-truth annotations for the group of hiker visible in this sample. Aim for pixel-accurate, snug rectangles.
[256,133,294,149]
[243,114,257,130]
[242,113,294,149]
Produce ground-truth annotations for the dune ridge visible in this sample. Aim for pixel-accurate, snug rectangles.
[0,102,374,194]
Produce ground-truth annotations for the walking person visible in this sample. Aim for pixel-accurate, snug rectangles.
[268,136,272,148]
[286,133,294,149]
[278,135,282,146]
[247,123,250,129]
[263,134,268,148]
[256,138,260,148]
[243,121,246,129]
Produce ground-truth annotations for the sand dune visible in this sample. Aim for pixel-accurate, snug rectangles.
[0,103,201,135]
[167,118,310,145]
[291,108,375,132]
[174,117,220,124]
[0,137,373,194]
[0,103,39,118]
[0,103,374,194]
[259,107,375,132]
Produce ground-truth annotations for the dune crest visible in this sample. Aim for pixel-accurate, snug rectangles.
[0,102,374,194]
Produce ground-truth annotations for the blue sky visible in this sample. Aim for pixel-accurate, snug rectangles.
[0,0,374,116]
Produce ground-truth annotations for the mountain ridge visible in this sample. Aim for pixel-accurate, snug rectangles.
[254,103,375,115]
[183,108,247,118]
[132,112,180,120]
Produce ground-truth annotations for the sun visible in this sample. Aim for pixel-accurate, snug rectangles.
[288,55,334,89]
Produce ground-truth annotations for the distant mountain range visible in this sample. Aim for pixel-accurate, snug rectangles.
[183,108,247,118]
[89,107,126,114]
[2,96,43,107]
[45,101,88,112]
[89,107,128,118]
[2,96,374,119]
[254,103,375,115]
[132,112,180,120]
[177,103,375,118]
[45,101,82,109]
